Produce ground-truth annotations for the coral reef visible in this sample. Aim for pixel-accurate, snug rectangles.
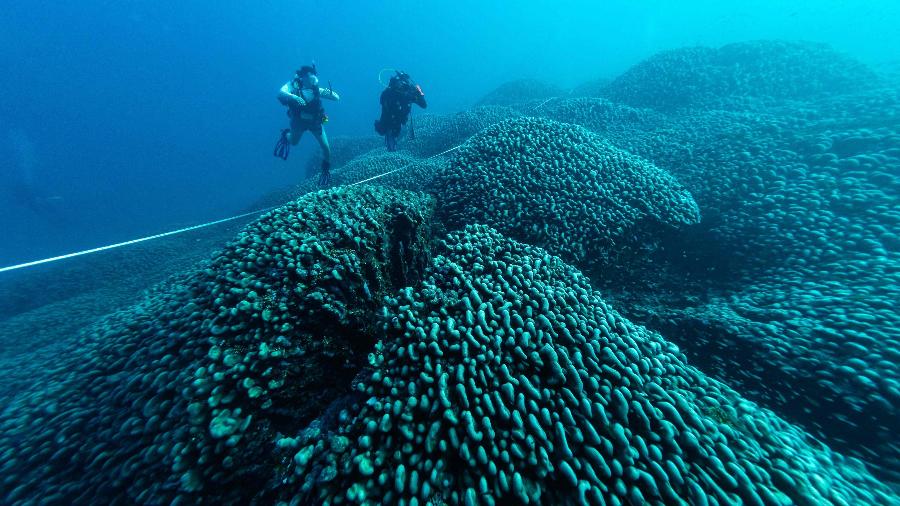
[403,106,522,158]
[434,117,699,269]
[0,187,434,504]
[476,78,565,108]
[285,225,895,505]
[570,77,612,98]
[1,39,898,504]
[529,42,900,476]
[603,41,879,111]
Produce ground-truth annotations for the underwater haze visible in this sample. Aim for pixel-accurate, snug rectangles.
[2,0,899,265]
[2,0,900,505]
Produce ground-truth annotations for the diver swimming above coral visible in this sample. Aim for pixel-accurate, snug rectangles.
[374,70,427,151]
[274,64,340,186]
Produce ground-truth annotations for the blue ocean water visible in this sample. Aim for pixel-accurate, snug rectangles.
[2,0,898,266]
[1,1,899,504]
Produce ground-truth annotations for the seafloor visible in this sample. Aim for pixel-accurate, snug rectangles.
[1,40,898,505]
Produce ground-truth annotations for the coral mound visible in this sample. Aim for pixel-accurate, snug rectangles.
[604,40,878,110]
[0,186,434,505]
[405,106,522,157]
[435,117,699,267]
[285,225,895,505]
[477,78,565,107]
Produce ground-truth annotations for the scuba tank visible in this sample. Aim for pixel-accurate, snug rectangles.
[322,81,334,123]
[389,71,424,139]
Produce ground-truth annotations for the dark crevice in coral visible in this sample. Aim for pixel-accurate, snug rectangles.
[387,211,431,289]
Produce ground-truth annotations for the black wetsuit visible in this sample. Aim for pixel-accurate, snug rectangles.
[375,81,427,150]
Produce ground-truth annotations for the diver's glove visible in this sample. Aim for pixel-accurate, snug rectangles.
[318,160,331,187]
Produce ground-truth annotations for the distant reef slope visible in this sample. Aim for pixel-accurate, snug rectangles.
[476,78,565,107]
[601,40,880,110]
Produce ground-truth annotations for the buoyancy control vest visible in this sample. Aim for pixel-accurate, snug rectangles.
[288,80,325,122]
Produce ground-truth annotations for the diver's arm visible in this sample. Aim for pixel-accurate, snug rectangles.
[278,82,305,106]
[319,87,340,101]
[406,87,427,109]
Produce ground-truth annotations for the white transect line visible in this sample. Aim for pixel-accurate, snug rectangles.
[0,143,468,274]
[349,144,465,187]
[0,207,280,273]
[532,96,558,112]
[1,97,564,275]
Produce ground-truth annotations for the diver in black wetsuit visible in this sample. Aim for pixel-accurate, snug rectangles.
[374,71,427,151]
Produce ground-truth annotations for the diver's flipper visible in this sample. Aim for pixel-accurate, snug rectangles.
[318,161,331,187]
[274,129,290,160]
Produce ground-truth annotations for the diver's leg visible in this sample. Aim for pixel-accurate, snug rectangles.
[312,128,332,186]
[390,125,402,151]
[313,129,331,163]
[287,117,305,145]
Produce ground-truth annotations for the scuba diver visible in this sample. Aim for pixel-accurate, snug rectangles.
[374,71,426,151]
[274,64,340,186]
